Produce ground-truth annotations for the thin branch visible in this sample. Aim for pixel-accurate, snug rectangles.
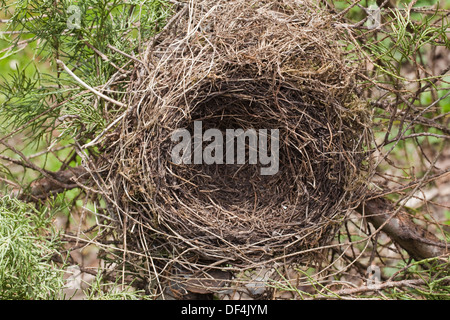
[84,41,127,73]
[56,59,127,109]
[14,167,88,201]
[107,44,144,66]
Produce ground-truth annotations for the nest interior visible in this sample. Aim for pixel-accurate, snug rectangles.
[100,0,372,272]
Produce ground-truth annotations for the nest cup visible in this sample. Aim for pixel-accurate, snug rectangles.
[102,0,371,275]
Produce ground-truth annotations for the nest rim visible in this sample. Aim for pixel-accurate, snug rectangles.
[99,0,373,270]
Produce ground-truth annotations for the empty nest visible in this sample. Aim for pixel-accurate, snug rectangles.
[99,0,372,277]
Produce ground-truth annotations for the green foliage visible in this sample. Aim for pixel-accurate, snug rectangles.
[388,258,450,300]
[83,272,150,300]
[0,0,172,142]
[0,195,65,300]
[0,67,68,139]
[0,0,172,299]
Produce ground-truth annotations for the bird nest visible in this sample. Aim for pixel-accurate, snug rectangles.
[99,0,372,284]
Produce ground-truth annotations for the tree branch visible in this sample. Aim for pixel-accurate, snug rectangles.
[16,166,88,201]
[358,197,448,261]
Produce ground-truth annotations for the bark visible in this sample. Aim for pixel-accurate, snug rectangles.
[358,197,448,261]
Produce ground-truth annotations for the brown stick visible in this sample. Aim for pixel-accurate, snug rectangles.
[358,197,448,261]
[16,166,88,201]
